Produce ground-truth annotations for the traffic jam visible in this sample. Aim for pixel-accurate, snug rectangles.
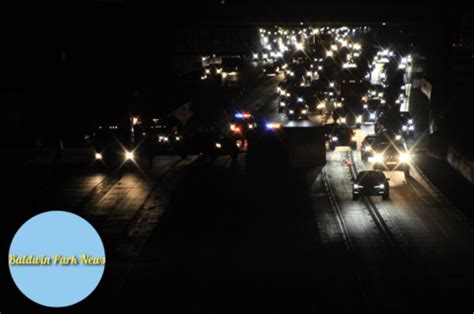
[4,1,474,310]
[86,25,415,202]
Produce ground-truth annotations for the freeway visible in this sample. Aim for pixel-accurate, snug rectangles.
[2,25,474,314]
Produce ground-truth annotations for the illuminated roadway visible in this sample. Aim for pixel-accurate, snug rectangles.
[3,67,474,314]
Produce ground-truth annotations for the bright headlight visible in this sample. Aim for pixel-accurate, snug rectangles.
[353,184,361,189]
[376,184,385,189]
[95,153,103,160]
[280,101,286,107]
[402,125,408,131]
[332,136,338,141]
[356,116,362,123]
[125,151,134,160]
[400,153,410,162]
[289,110,294,114]
[363,145,372,152]
[297,97,303,102]
[215,143,222,149]
[369,154,383,163]
[340,117,346,123]
[409,125,414,131]
[363,104,368,109]
[408,119,413,124]
[301,109,308,114]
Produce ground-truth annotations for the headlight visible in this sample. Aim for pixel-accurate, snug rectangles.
[215,143,222,149]
[158,135,169,142]
[395,135,402,140]
[248,124,254,129]
[301,109,308,114]
[400,153,410,162]
[216,68,222,74]
[409,125,414,131]
[369,113,376,120]
[369,154,383,163]
[353,184,362,189]
[280,90,286,96]
[280,101,286,107]
[363,145,372,152]
[306,71,312,76]
[297,97,303,102]
[289,110,294,114]
[340,117,346,123]
[317,102,325,109]
[356,116,362,123]
[205,69,210,74]
[376,184,385,189]
[332,136,338,141]
[408,119,413,124]
[402,125,408,131]
[363,104,368,109]
[95,153,103,160]
[125,151,134,160]
[230,124,236,131]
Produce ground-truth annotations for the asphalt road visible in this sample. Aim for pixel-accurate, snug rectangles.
[2,75,474,313]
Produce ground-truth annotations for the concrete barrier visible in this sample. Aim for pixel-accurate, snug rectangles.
[447,146,474,185]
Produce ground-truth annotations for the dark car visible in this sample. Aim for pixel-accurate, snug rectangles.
[263,63,278,76]
[362,99,382,123]
[352,170,390,200]
[361,134,377,161]
[328,124,357,150]
[399,112,414,138]
[369,135,411,177]
[286,96,309,121]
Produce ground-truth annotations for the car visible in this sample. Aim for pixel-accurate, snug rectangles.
[360,134,377,161]
[286,104,309,120]
[399,112,415,138]
[352,170,390,200]
[328,124,357,150]
[368,135,411,177]
[361,99,382,123]
[228,112,257,139]
[263,63,278,76]
[286,95,309,121]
